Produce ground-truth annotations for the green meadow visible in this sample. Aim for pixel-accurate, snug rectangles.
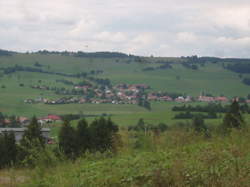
[1,53,250,186]
[0,53,250,127]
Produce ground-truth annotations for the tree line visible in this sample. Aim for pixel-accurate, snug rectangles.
[172,103,250,114]
[59,117,119,159]
[142,63,173,71]
[0,116,119,168]
[172,103,228,113]
[28,50,135,58]
[0,65,102,79]
[174,111,218,119]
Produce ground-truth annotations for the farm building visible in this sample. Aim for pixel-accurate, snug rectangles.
[0,128,50,143]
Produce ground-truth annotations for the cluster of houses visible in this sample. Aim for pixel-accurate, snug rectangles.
[26,83,151,105]
[25,82,250,105]
[2,116,30,126]
[148,94,192,102]
[38,114,62,125]
[2,114,62,127]
[0,114,62,143]
[197,96,228,102]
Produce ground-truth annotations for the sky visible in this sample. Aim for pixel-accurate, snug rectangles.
[1,0,250,57]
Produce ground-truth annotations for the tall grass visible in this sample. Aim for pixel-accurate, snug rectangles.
[11,126,248,186]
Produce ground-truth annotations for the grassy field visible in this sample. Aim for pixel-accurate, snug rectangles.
[0,53,250,125]
[0,54,250,96]
[2,127,250,186]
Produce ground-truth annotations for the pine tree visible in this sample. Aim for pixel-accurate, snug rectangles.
[144,100,151,111]
[58,120,77,159]
[222,100,244,130]
[4,131,17,165]
[20,116,45,149]
[0,131,17,168]
[76,118,89,155]
[9,115,19,128]
[89,118,107,152]
[136,118,145,131]
[192,115,207,133]
[89,117,118,152]
[0,112,5,127]
[0,134,5,167]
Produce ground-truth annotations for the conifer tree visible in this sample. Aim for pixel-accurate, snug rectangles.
[136,118,145,131]
[20,116,45,149]
[222,100,244,130]
[58,120,77,159]
[0,131,17,168]
[4,131,17,165]
[0,112,5,127]
[192,115,207,133]
[76,118,89,155]
[89,117,118,152]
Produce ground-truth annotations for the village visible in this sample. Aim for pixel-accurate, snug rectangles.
[0,114,62,127]
[24,83,250,105]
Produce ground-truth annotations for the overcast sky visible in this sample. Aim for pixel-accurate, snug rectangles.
[1,0,250,57]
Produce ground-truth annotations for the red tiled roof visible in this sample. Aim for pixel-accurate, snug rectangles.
[47,115,62,120]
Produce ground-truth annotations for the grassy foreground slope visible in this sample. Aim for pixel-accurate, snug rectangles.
[2,128,250,186]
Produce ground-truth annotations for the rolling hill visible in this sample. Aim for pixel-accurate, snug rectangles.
[0,50,250,125]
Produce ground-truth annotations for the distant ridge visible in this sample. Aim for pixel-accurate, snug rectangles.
[1,48,250,61]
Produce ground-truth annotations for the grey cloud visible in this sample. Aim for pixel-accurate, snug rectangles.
[1,0,250,57]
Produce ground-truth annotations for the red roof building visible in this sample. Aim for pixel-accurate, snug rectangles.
[39,115,62,121]
[47,115,62,121]
[215,97,228,102]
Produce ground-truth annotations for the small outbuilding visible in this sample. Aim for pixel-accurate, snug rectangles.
[0,128,50,143]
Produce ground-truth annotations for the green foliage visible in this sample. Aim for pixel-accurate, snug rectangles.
[89,117,118,152]
[58,117,119,159]
[138,97,151,111]
[23,127,250,186]
[0,131,17,168]
[17,139,58,168]
[0,112,5,127]
[192,115,208,133]
[76,118,90,155]
[58,119,77,159]
[157,122,169,132]
[20,116,45,149]
[222,100,245,131]
[129,119,168,133]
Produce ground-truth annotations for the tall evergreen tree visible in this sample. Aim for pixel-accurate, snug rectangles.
[0,131,17,168]
[192,115,207,133]
[89,117,118,152]
[222,100,244,130]
[76,118,89,155]
[58,120,77,159]
[144,100,151,111]
[4,131,17,165]
[9,115,19,128]
[0,112,5,127]
[20,116,45,149]
[136,118,145,131]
